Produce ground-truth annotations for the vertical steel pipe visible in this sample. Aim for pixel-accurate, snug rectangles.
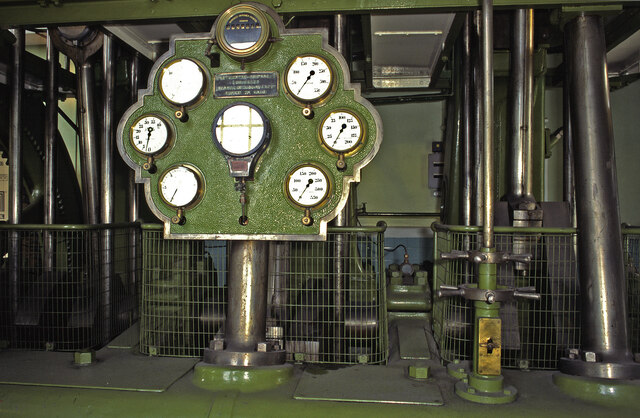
[44,30,58,275]
[461,13,473,227]
[9,29,24,316]
[523,9,535,198]
[482,0,495,248]
[128,52,140,304]
[473,12,484,227]
[78,61,100,225]
[562,35,575,225]
[225,241,269,351]
[101,34,115,342]
[564,14,637,376]
[509,10,526,199]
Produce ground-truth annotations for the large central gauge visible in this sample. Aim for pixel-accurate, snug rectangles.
[159,58,206,106]
[285,55,334,103]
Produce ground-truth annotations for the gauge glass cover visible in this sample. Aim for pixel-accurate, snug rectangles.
[223,13,265,51]
[131,115,170,155]
[285,55,333,102]
[213,103,268,156]
[320,110,363,153]
[159,59,205,105]
[287,165,330,207]
[159,166,201,208]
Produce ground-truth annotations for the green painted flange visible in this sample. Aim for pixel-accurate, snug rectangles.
[553,372,640,408]
[447,359,469,380]
[193,362,293,393]
[455,374,517,404]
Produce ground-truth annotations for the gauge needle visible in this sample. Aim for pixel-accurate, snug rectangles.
[170,188,178,203]
[332,123,347,147]
[298,178,314,200]
[146,127,154,149]
[297,70,315,95]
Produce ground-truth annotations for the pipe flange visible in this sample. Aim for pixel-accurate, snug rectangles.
[438,284,540,303]
[440,250,531,265]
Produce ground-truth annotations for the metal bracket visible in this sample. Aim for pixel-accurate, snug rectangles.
[437,284,540,304]
[440,249,531,264]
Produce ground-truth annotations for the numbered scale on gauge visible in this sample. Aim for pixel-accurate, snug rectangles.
[286,164,331,226]
[285,55,333,104]
[130,115,171,155]
[159,59,206,107]
[158,165,204,224]
[320,110,364,153]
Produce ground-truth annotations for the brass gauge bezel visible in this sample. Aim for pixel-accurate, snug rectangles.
[284,54,335,105]
[158,58,208,107]
[158,164,205,210]
[284,163,333,209]
[215,4,271,61]
[129,113,175,157]
[318,109,366,156]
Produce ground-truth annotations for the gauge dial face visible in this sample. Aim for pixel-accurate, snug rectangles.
[213,103,269,156]
[159,59,206,106]
[159,165,203,208]
[320,110,364,153]
[286,164,331,208]
[130,115,171,155]
[285,55,333,103]
[217,5,270,58]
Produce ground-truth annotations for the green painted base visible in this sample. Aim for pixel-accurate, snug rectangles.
[446,360,469,380]
[455,379,517,404]
[553,372,640,408]
[193,362,293,393]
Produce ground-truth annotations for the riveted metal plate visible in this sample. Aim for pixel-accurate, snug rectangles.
[478,317,501,376]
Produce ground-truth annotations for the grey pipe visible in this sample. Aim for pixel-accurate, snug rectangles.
[225,241,269,351]
[78,61,100,225]
[473,11,484,227]
[44,31,58,275]
[482,0,494,248]
[101,34,115,343]
[563,14,637,377]
[523,9,535,198]
[461,13,473,227]
[509,10,526,199]
[128,52,140,307]
[9,29,24,316]
[562,35,575,225]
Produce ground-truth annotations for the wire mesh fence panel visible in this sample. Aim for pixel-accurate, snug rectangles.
[0,224,139,351]
[140,227,227,357]
[624,232,640,354]
[433,225,580,370]
[266,229,387,365]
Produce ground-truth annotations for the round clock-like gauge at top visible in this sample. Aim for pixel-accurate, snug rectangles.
[286,164,331,208]
[216,4,270,59]
[159,59,206,106]
[212,102,270,157]
[320,110,364,153]
[130,115,171,155]
[159,165,203,208]
[285,55,333,103]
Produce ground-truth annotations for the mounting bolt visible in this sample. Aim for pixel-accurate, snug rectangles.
[485,291,496,304]
[409,365,430,380]
[585,351,597,362]
[467,387,476,394]
[74,350,95,366]
[211,339,225,351]
[257,342,268,352]
[568,348,580,360]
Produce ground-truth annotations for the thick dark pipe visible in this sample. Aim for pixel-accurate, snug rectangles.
[44,30,58,275]
[482,0,494,248]
[9,29,24,316]
[461,13,473,227]
[101,34,115,342]
[128,52,140,304]
[225,241,269,351]
[563,14,638,378]
[472,11,484,227]
[78,61,100,225]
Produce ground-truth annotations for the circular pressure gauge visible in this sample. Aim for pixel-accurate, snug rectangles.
[212,102,270,156]
[285,55,334,103]
[159,165,204,208]
[319,110,364,154]
[215,4,271,60]
[130,114,172,155]
[159,59,206,106]
[285,164,331,208]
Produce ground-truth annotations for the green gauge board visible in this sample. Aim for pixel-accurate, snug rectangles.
[117,3,382,240]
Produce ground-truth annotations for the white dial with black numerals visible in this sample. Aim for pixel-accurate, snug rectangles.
[285,55,333,103]
[159,59,205,106]
[320,110,363,153]
[286,164,330,208]
[159,165,202,208]
[130,115,170,155]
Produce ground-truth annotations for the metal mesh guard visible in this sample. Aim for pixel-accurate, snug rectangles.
[140,225,388,364]
[0,224,139,351]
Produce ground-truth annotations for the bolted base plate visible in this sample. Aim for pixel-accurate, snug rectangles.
[559,357,640,380]
[203,347,286,367]
[553,371,640,407]
[193,361,293,393]
[447,360,469,380]
[455,379,517,404]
